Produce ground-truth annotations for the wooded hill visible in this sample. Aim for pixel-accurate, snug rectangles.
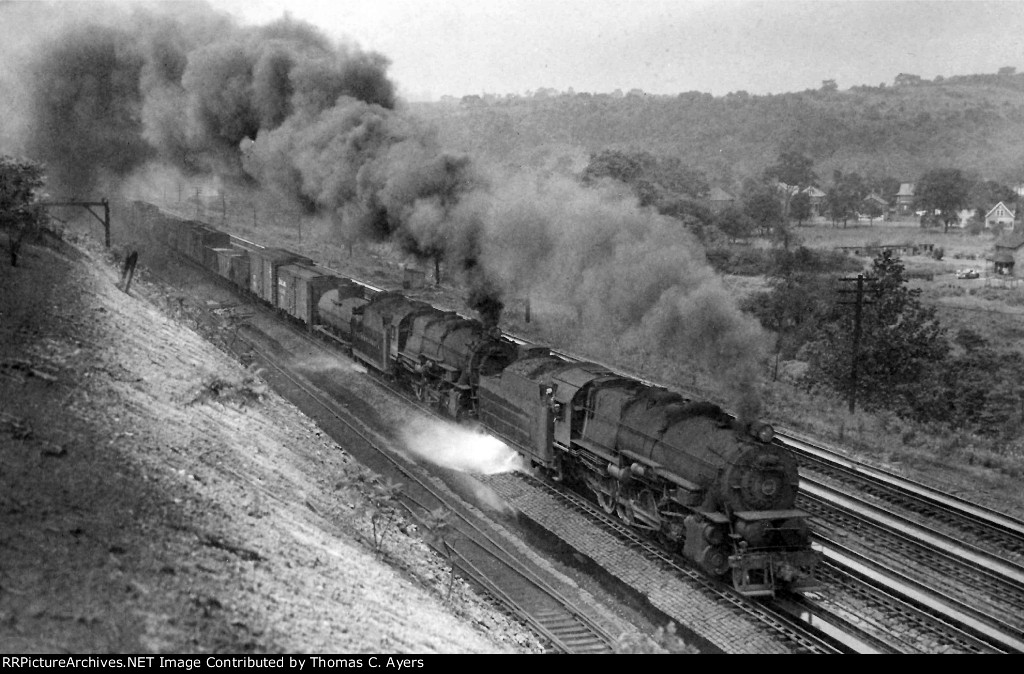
[407,71,1024,191]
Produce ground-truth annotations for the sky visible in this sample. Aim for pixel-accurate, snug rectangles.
[202,0,1024,101]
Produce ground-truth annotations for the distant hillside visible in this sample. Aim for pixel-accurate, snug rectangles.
[407,72,1024,190]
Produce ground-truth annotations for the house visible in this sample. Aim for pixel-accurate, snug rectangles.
[859,193,889,220]
[802,186,827,217]
[708,187,736,213]
[895,183,915,216]
[992,229,1024,275]
[985,201,1016,229]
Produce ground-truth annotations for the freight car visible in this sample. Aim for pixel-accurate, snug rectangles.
[145,203,820,597]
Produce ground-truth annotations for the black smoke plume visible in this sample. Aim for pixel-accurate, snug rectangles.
[5,2,394,197]
[2,1,767,418]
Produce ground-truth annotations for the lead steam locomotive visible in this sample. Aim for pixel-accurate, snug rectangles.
[144,203,821,597]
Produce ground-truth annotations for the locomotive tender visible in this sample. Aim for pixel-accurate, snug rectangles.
[146,203,820,597]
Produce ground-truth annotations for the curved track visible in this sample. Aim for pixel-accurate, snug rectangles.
[146,205,1024,652]
[143,254,618,654]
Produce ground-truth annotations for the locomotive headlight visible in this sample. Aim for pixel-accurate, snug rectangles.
[754,423,775,443]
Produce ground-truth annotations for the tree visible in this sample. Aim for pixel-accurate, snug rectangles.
[743,190,783,235]
[0,156,49,267]
[763,151,818,189]
[916,168,970,233]
[789,191,812,225]
[825,171,865,228]
[581,150,710,208]
[649,156,710,200]
[582,149,654,187]
[770,219,799,250]
[714,206,755,243]
[742,252,834,380]
[804,251,948,416]
[968,178,1016,213]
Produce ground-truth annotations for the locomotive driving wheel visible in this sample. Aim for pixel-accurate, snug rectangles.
[412,380,427,402]
[656,530,677,554]
[595,477,617,515]
[616,500,634,524]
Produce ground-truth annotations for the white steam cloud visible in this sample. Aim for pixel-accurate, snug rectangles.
[400,418,527,475]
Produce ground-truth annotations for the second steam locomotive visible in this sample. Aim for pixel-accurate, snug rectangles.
[145,203,821,597]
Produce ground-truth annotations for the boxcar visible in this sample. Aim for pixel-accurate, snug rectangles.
[276,263,348,327]
[188,225,230,267]
[212,248,247,286]
[228,250,251,291]
[247,248,311,307]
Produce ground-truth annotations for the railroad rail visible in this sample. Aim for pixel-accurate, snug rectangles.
[781,430,1024,565]
[801,479,1024,637]
[813,542,1020,653]
[141,251,618,654]
[145,204,1024,652]
[231,326,617,653]
[489,473,855,654]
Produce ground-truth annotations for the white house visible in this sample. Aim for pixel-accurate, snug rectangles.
[986,202,1016,229]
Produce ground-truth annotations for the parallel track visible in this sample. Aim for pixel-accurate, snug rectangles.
[488,473,855,654]
[146,204,1024,652]
[143,254,618,654]
[234,325,618,653]
[783,431,1024,564]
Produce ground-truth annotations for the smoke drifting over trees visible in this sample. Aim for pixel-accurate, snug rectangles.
[1,1,766,417]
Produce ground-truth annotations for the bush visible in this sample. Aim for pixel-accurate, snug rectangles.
[189,365,268,407]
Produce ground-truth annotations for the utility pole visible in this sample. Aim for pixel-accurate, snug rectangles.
[838,274,875,413]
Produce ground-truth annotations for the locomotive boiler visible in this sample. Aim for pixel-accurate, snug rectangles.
[477,354,821,596]
[318,291,518,418]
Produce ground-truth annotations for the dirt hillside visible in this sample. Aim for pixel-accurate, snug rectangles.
[0,232,543,654]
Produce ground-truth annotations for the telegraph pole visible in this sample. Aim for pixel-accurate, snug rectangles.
[838,274,874,413]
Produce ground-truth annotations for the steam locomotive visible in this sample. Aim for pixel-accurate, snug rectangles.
[143,203,821,597]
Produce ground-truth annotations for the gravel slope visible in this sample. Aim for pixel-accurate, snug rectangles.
[0,234,541,654]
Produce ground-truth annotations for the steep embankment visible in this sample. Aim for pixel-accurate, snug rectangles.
[0,233,537,654]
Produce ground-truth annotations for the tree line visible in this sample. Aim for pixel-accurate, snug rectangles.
[578,147,1023,437]
[580,147,1020,244]
[419,71,1024,189]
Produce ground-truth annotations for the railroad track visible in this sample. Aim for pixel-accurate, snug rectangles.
[756,432,1024,652]
[232,323,618,653]
[800,481,1024,637]
[146,206,1024,651]
[484,472,857,654]
[781,430,1024,565]
[809,552,1005,653]
[140,252,618,654]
